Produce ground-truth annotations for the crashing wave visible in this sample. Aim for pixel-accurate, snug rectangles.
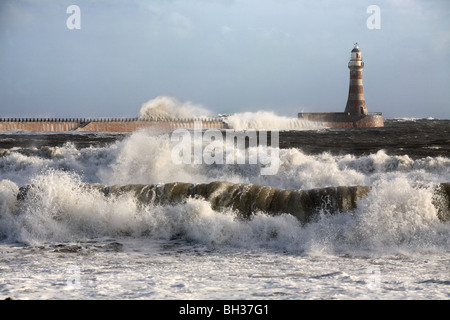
[17,180,450,223]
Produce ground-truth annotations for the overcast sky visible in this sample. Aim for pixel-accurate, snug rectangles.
[1,0,449,119]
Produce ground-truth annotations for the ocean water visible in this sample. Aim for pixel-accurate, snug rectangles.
[0,118,449,300]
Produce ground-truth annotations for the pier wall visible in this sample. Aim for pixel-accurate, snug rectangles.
[0,118,227,132]
[298,112,384,128]
[0,120,80,132]
[78,120,226,132]
[0,114,384,132]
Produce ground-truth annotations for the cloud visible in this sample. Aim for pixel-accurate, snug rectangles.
[167,12,192,37]
[221,25,232,36]
[0,0,449,119]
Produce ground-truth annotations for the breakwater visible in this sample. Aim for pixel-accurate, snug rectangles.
[18,181,450,223]
[297,112,384,128]
[0,118,227,132]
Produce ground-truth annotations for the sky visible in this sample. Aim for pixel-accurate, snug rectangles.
[0,0,449,119]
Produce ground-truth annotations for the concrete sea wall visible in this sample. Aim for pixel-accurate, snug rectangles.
[0,118,227,132]
[0,114,383,132]
[79,120,227,132]
[298,112,384,128]
[0,120,81,132]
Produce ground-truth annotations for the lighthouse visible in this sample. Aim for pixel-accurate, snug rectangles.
[298,42,384,128]
[344,43,368,116]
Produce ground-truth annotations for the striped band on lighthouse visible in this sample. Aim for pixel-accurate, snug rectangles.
[345,43,368,115]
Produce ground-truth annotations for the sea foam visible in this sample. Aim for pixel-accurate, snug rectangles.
[1,168,449,256]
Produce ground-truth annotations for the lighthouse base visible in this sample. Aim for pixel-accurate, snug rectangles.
[298,112,384,128]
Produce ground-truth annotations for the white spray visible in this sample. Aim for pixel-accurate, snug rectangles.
[138,96,213,120]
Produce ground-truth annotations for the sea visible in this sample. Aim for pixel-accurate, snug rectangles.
[0,117,449,302]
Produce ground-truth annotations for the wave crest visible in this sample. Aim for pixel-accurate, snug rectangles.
[138,96,213,120]
[224,111,323,130]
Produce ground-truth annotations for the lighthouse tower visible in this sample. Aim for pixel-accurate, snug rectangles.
[345,43,368,116]
[297,42,383,127]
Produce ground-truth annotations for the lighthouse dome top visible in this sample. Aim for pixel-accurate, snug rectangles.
[351,43,361,52]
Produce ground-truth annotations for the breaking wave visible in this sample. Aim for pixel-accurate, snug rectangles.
[138,95,213,120]
[138,95,320,130]
[1,171,449,255]
[224,111,323,130]
[1,121,450,255]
